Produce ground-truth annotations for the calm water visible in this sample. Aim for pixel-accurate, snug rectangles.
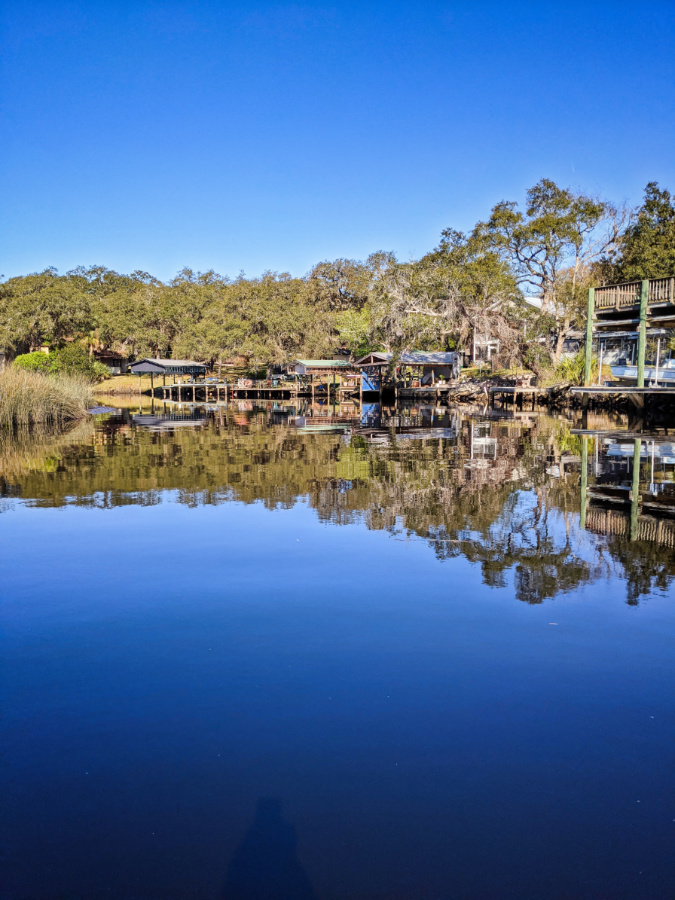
[1,402,674,899]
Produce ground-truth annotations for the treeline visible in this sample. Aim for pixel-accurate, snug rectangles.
[1,180,673,373]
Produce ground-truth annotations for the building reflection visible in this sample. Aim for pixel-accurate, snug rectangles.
[580,433,675,548]
[2,401,675,604]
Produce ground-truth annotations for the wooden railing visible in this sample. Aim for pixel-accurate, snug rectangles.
[586,507,675,547]
[649,276,675,304]
[595,276,675,310]
[594,281,640,309]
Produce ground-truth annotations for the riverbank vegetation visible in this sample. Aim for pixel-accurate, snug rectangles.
[0,368,93,428]
[1,181,672,377]
[13,344,109,379]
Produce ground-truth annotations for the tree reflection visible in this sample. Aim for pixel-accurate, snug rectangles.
[1,406,673,604]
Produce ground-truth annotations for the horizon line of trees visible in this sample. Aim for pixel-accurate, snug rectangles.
[1,179,673,374]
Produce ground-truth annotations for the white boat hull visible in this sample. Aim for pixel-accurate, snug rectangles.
[610,364,675,384]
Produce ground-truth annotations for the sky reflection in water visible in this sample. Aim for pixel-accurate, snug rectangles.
[1,404,674,899]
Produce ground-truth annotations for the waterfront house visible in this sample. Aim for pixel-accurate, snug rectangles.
[93,349,129,374]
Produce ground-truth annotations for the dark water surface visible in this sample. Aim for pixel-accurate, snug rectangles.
[1,403,674,899]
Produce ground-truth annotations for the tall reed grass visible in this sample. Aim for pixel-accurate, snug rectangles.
[0,368,93,428]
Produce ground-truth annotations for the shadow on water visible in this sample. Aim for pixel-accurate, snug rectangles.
[223,798,318,900]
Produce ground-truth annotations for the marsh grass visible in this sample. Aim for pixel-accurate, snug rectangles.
[0,419,95,487]
[0,368,93,428]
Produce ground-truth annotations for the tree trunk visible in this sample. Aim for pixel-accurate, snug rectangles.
[552,317,572,363]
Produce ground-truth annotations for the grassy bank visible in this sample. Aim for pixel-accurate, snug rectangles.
[0,368,93,428]
[94,374,151,395]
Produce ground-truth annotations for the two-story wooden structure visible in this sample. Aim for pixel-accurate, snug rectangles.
[584,277,675,387]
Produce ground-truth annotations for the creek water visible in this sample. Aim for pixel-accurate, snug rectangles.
[1,402,674,899]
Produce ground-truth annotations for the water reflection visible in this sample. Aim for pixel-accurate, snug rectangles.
[578,429,675,603]
[1,402,674,604]
[2,404,674,900]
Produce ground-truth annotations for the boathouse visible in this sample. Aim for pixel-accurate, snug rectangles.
[130,358,208,378]
[293,359,357,378]
[355,351,462,391]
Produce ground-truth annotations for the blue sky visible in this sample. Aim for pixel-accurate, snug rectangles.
[1,1,674,281]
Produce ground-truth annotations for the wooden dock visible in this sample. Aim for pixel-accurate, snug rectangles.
[489,385,548,410]
[152,379,350,403]
[570,385,675,396]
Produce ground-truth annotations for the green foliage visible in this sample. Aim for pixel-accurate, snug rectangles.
[13,351,52,373]
[49,343,109,378]
[554,350,597,385]
[474,178,625,363]
[0,268,93,356]
[0,179,669,371]
[610,182,675,282]
[13,344,109,380]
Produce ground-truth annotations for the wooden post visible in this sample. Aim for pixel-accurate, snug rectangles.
[630,439,642,541]
[584,287,595,386]
[150,372,154,398]
[637,279,648,389]
[580,436,588,530]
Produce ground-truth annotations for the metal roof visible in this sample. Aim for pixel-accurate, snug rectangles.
[355,351,460,366]
[295,359,354,367]
[597,329,670,339]
[130,358,207,374]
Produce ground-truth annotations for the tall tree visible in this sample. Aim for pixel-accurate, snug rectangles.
[475,179,627,361]
[607,182,675,282]
[0,268,92,355]
[369,230,537,368]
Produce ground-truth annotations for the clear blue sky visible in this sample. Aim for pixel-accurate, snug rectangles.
[2,1,674,282]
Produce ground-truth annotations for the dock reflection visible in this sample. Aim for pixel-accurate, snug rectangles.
[4,401,675,605]
[579,432,675,548]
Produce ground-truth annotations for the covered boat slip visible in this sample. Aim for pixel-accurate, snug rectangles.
[129,358,359,403]
[129,358,211,397]
[355,351,462,399]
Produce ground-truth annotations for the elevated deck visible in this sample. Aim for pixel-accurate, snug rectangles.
[594,277,675,313]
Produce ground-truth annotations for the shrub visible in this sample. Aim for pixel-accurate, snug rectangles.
[14,345,109,380]
[13,351,52,373]
[50,344,109,379]
[554,350,598,385]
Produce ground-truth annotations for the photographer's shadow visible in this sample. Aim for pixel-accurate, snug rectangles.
[223,797,318,900]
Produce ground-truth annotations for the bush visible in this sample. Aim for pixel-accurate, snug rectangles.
[13,351,52,373]
[14,345,109,380]
[50,344,110,379]
[555,350,597,385]
[0,368,93,428]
